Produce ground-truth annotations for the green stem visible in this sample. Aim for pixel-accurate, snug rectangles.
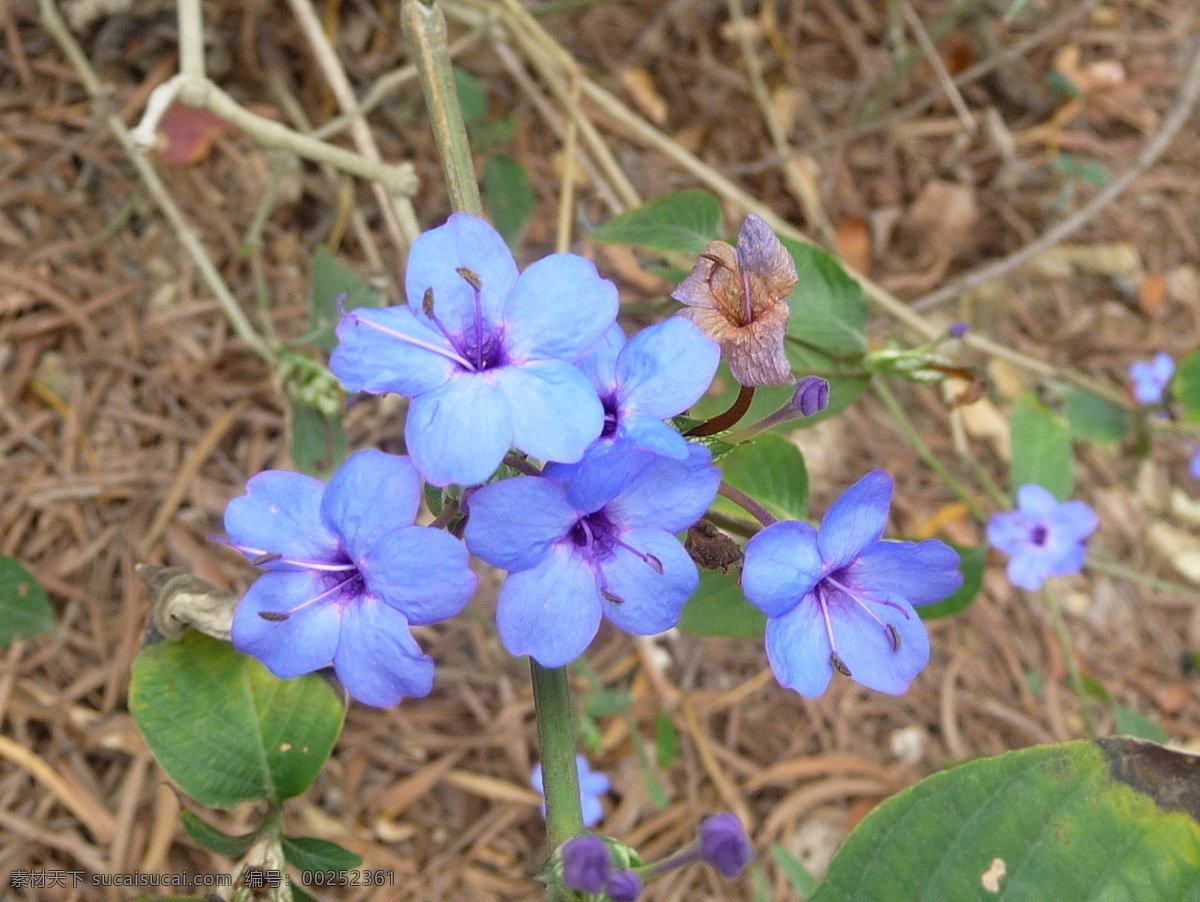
[1086,555,1200,601]
[401,0,483,217]
[1042,585,1097,737]
[871,378,988,522]
[530,661,585,849]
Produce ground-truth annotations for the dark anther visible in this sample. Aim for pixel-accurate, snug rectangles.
[456,266,483,290]
[886,623,901,652]
[258,610,291,622]
[644,553,664,575]
[601,588,626,605]
[830,651,852,676]
[422,287,436,317]
[250,552,282,566]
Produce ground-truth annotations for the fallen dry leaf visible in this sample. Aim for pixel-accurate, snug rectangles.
[1138,271,1167,315]
[619,67,668,126]
[835,217,871,275]
[156,103,231,165]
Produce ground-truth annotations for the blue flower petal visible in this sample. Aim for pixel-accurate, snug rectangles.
[359,525,476,625]
[581,794,604,828]
[1051,500,1098,542]
[503,254,618,362]
[321,450,420,544]
[577,756,611,796]
[616,317,720,419]
[577,323,625,394]
[331,305,458,396]
[464,476,577,571]
[231,571,341,677]
[605,443,719,533]
[495,545,602,667]
[1007,551,1050,591]
[617,416,691,459]
[986,510,1031,554]
[764,594,834,697]
[847,539,963,607]
[1048,541,1087,577]
[1015,483,1058,519]
[743,520,823,619]
[404,213,517,340]
[333,599,435,707]
[225,471,339,565]
[827,591,929,695]
[599,527,698,635]
[817,470,892,569]
[495,360,604,464]
[406,375,512,487]
[548,447,659,514]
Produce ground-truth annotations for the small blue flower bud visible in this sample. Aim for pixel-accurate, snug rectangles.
[562,835,612,894]
[605,870,643,901]
[949,321,969,339]
[794,376,829,417]
[699,813,752,879]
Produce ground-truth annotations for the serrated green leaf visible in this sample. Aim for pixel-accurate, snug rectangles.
[1010,391,1074,500]
[678,569,765,639]
[772,844,820,898]
[590,190,722,253]
[452,67,488,123]
[309,246,381,351]
[290,400,346,479]
[281,835,363,872]
[484,155,536,249]
[917,544,984,621]
[129,632,344,808]
[654,712,678,768]
[1176,351,1200,424]
[180,808,256,857]
[811,738,1200,902]
[0,556,54,646]
[713,433,808,522]
[1063,388,1130,444]
[779,237,869,355]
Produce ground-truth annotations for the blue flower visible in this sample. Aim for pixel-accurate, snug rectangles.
[330,214,619,486]
[741,471,962,696]
[224,450,477,707]
[530,754,610,827]
[1192,448,1200,480]
[1130,352,1175,404]
[577,317,720,458]
[560,834,612,893]
[465,445,719,667]
[987,484,1098,591]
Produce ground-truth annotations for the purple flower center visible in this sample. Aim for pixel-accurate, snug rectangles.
[246,551,363,622]
[1030,524,1048,546]
[600,394,620,438]
[421,269,509,373]
[566,508,664,604]
[815,568,908,677]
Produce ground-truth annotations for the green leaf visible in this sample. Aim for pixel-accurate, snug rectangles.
[918,544,985,621]
[180,808,256,857]
[1114,705,1170,745]
[129,632,344,808]
[585,686,634,719]
[590,190,722,253]
[713,433,809,522]
[1176,350,1200,424]
[281,835,363,872]
[1010,391,1074,500]
[452,67,489,123]
[0,556,54,646]
[772,844,820,898]
[678,569,766,639]
[654,711,678,768]
[290,400,347,479]
[812,738,1200,902]
[309,245,381,351]
[779,237,869,355]
[484,155,536,250]
[289,883,321,902]
[1063,388,1130,444]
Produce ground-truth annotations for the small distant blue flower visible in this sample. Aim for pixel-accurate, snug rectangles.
[224,450,477,707]
[741,471,962,696]
[465,445,719,667]
[530,754,611,827]
[1130,352,1175,405]
[577,317,720,458]
[331,214,619,486]
[1191,448,1200,480]
[987,484,1098,591]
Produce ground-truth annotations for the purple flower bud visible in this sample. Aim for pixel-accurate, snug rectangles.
[605,870,643,902]
[793,376,829,417]
[699,813,752,879]
[562,835,612,894]
[949,321,969,339]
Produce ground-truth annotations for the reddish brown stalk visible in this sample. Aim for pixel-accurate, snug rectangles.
[686,386,756,437]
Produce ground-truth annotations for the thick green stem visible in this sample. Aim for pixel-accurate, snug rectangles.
[402,0,483,217]
[530,661,585,849]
